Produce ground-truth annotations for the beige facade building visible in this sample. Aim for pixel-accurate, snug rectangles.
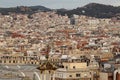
[0,56,40,65]
[55,62,93,80]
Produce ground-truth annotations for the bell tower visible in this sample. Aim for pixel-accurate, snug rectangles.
[36,45,57,80]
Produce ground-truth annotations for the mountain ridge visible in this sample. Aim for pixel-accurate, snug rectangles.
[56,3,120,18]
[0,3,120,18]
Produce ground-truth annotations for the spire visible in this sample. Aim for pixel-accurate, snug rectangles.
[45,44,50,60]
[37,44,57,71]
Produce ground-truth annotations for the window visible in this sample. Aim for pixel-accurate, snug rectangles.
[73,66,75,69]
[9,61,11,63]
[61,66,64,68]
[69,75,72,77]
[13,60,15,63]
[4,60,6,63]
[66,66,68,69]
[76,74,81,77]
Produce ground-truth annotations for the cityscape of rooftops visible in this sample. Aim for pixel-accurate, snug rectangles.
[0,0,120,80]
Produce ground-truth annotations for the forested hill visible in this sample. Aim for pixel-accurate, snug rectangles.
[0,3,120,18]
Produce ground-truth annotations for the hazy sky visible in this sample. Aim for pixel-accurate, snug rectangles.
[0,0,120,9]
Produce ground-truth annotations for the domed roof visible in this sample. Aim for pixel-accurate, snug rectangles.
[37,60,57,71]
[37,44,57,71]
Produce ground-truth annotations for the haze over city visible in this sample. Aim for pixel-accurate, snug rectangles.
[0,0,120,9]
